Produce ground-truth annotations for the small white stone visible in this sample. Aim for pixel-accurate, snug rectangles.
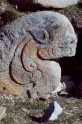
[0,106,6,121]
[15,5,18,9]
[49,112,58,121]
[53,101,63,116]
[22,108,28,113]
[41,101,63,122]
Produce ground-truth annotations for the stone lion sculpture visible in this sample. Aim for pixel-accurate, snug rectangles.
[0,11,77,99]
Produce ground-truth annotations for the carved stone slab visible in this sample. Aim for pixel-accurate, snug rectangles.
[0,11,77,99]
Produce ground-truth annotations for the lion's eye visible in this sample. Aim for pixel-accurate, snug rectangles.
[33,29,46,40]
[29,28,49,44]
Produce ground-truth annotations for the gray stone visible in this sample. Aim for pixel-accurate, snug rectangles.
[0,11,77,99]
[61,75,75,92]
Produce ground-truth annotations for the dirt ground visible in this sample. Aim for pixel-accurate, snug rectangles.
[0,0,82,124]
[0,94,81,124]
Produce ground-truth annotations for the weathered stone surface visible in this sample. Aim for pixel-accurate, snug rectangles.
[11,38,62,99]
[0,77,22,96]
[12,0,79,10]
[0,11,77,99]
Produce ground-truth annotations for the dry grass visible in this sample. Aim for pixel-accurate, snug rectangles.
[0,95,81,124]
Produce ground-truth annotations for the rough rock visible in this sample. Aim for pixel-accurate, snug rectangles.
[0,106,6,121]
[0,11,77,99]
[0,1,7,13]
[61,75,75,93]
[12,0,79,10]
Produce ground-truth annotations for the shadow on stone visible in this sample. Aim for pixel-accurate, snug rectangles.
[29,103,54,123]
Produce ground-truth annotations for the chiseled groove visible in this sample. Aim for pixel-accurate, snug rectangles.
[9,37,29,85]
[21,43,32,72]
